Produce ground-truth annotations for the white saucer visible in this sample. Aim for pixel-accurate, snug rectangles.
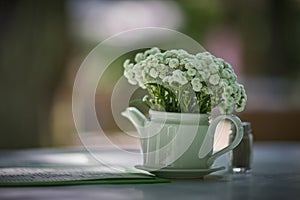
[135,165,225,179]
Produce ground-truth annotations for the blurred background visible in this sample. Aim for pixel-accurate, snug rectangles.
[0,0,300,149]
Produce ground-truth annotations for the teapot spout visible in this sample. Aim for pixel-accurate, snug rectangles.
[121,107,148,128]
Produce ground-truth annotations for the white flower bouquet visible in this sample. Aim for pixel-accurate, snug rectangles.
[123,47,247,114]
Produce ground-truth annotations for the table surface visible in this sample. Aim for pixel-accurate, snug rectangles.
[0,142,300,200]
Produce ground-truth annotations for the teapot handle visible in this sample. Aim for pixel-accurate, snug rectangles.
[199,114,244,166]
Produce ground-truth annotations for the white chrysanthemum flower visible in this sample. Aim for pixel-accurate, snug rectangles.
[135,75,143,83]
[124,71,137,85]
[159,72,167,79]
[194,60,205,70]
[151,47,161,53]
[185,62,194,70]
[203,55,214,64]
[177,49,190,59]
[154,64,162,72]
[231,84,239,93]
[191,78,202,92]
[209,74,220,85]
[178,49,187,54]
[229,73,237,82]
[225,96,235,105]
[134,53,144,63]
[156,53,164,62]
[199,71,210,80]
[235,98,246,112]
[208,63,219,74]
[180,59,188,66]
[235,105,245,112]
[162,63,170,71]
[221,69,231,79]
[224,86,233,94]
[202,52,212,56]
[169,58,179,68]
[234,91,242,101]
[164,57,170,65]
[195,52,205,60]
[123,59,131,69]
[200,60,207,67]
[219,79,229,87]
[132,64,142,74]
[165,51,177,58]
[149,58,159,66]
[149,68,158,78]
[222,92,230,100]
[157,64,168,79]
[241,97,247,105]
[214,58,224,65]
[187,68,197,77]
[145,47,160,56]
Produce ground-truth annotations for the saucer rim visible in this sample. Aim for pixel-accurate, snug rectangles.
[134,165,225,173]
